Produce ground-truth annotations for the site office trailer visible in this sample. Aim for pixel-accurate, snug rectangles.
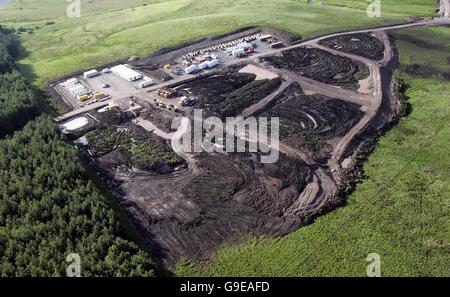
[84,69,99,78]
[111,64,143,82]
[185,64,199,74]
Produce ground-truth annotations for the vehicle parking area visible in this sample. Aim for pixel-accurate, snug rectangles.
[83,72,140,100]
[51,28,292,113]
[168,33,284,77]
[51,67,152,110]
[175,35,277,65]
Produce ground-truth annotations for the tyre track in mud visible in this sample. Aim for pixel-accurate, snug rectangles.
[311,30,394,182]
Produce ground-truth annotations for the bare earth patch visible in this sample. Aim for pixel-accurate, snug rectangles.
[239,64,279,80]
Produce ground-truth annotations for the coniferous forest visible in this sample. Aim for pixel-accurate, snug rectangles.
[0,26,156,276]
[0,28,41,138]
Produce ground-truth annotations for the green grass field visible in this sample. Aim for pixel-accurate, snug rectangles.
[0,0,437,86]
[175,26,450,277]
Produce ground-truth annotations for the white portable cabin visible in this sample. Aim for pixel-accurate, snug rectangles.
[68,84,89,96]
[236,42,253,50]
[259,34,272,42]
[61,78,78,88]
[62,117,89,132]
[232,48,245,57]
[207,59,219,68]
[138,78,154,89]
[185,64,199,74]
[83,69,99,79]
[111,64,142,81]
[198,61,210,70]
[270,42,284,49]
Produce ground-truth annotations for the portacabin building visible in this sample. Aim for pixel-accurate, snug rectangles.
[111,64,143,81]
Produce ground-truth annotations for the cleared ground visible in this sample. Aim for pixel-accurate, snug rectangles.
[175,26,450,277]
[55,26,401,268]
[319,33,386,61]
[256,82,365,157]
[261,47,369,90]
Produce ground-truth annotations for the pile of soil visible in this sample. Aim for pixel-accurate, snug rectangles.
[261,47,369,90]
[180,67,256,101]
[141,105,178,133]
[86,125,184,174]
[257,83,364,156]
[179,66,283,118]
[93,109,137,126]
[320,33,385,61]
[261,28,303,45]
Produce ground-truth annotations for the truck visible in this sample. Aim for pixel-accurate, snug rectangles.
[93,92,106,100]
[78,94,89,101]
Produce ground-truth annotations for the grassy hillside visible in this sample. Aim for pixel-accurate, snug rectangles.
[175,26,450,277]
[0,0,437,86]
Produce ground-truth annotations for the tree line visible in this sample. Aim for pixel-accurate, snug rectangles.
[0,26,156,276]
[0,27,41,138]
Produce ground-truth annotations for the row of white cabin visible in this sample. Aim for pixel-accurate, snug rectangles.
[82,64,144,82]
[111,64,142,82]
[185,58,220,74]
[137,76,155,89]
[83,69,99,78]
[228,42,254,57]
[82,64,153,88]
[182,33,261,61]
[60,78,90,98]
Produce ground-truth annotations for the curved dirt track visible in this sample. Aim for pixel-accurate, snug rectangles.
[309,41,385,180]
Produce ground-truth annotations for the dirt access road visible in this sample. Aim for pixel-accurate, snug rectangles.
[322,31,395,181]
[309,37,387,180]
[228,30,392,215]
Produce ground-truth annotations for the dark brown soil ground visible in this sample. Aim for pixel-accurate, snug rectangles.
[320,33,385,61]
[256,83,364,159]
[66,26,400,269]
[79,81,357,267]
[93,149,313,267]
[178,66,283,118]
[261,47,369,90]
[140,104,178,133]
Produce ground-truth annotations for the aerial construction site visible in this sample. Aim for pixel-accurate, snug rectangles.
[48,19,437,268]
